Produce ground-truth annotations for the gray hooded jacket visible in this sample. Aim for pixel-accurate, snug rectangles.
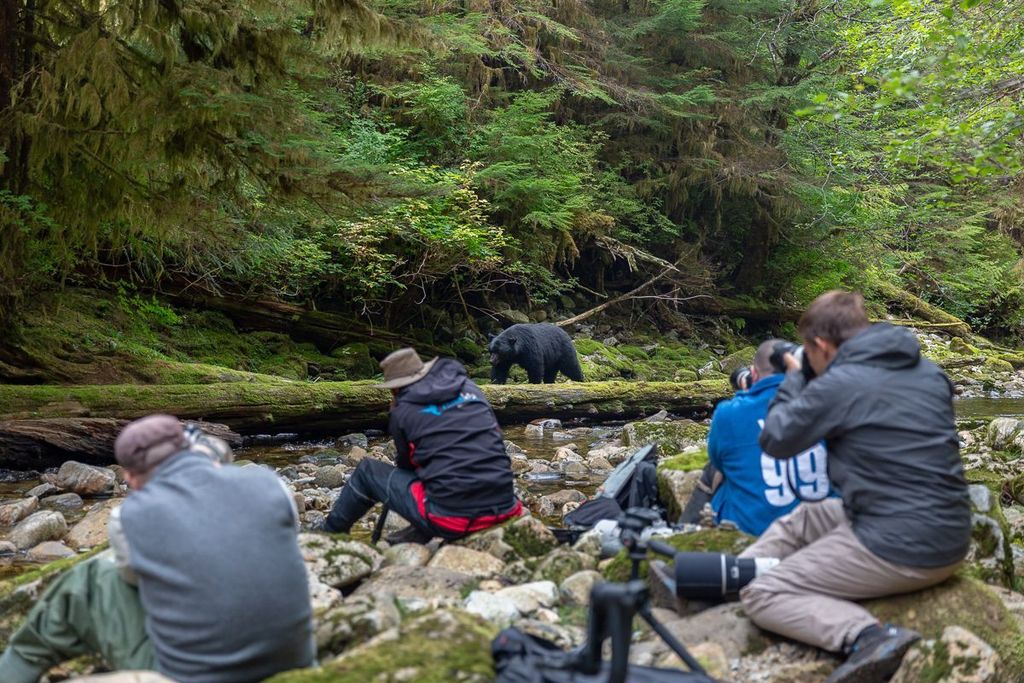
[759,323,970,568]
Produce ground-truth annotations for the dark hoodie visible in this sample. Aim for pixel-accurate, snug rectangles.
[760,323,970,568]
[391,358,517,515]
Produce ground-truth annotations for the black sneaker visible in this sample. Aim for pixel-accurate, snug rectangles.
[826,624,920,683]
[385,524,435,545]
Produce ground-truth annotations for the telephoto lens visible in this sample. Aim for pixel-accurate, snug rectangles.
[673,553,779,601]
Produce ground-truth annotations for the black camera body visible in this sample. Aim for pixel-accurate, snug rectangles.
[769,341,816,380]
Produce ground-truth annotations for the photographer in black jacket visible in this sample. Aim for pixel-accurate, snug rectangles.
[738,291,970,683]
[325,348,522,539]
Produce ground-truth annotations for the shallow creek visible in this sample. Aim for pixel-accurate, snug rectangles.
[0,398,1020,579]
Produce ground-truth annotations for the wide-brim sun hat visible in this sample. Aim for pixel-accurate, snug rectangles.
[375,347,438,389]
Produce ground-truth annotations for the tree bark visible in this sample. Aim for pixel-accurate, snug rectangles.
[0,418,240,469]
[0,379,729,447]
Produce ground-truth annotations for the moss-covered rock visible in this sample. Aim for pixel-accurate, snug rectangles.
[719,346,756,374]
[950,337,981,356]
[532,548,595,585]
[502,515,558,558]
[451,338,484,363]
[866,576,1024,681]
[659,449,710,473]
[267,609,498,683]
[623,419,709,454]
[602,529,753,582]
[986,418,1024,453]
[329,343,376,378]
[574,338,636,381]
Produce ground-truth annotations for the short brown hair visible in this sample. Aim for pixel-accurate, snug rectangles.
[798,291,870,346]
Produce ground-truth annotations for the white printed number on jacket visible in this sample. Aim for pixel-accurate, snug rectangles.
[757,419,829,506]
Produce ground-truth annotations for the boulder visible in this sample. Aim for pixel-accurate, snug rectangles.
[0,497,38,526]
[65,500,120,549]
[892,626,1001,683]
[7,510,67,550]
[382,543,433,568]
[341,446,369,466]
[458,527,517,562]
[463,590,520,625]
[499,516,557,557]
[560,570,603,607]
[299,533,382,590]
[537,490,586,517]
[427,545,505,578]
[313,465,346,489]
[659,603,765,661]
[657,468,702,522]
[987,418,1024,453]
[622,420,708,454]
[865,577,1024,679]
[268,610,497,683]
[533,548,596,585]
[495,581,559,615]
[26,541,76,562]
[352,565,475,612]
[315,593,400,656]
[41,492,84,512]
[50,461,116,496]
[718,346,756,374]
[25,483,59,498]
[336,433,369,450]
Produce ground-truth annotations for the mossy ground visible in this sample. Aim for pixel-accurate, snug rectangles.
[5,289,378,384]
[267,610,497,683]
[659,449,710,472]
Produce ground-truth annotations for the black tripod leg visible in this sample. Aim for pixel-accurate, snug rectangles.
[608,600,633,683]
[637,605,708,676]
[371,505,389,545]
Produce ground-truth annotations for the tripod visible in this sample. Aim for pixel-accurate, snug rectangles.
[568,508,711,683]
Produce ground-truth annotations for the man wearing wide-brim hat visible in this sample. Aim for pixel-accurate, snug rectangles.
[324,347,522,540]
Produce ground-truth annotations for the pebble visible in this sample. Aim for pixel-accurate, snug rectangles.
[0,497,39,526]
[49,461,116,496]
[27,541,76,562]
[8,510,68,550]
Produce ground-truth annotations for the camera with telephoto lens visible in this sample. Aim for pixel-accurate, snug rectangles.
[768,341,816,380]
[673,553,779,601]
[729,367,752,391]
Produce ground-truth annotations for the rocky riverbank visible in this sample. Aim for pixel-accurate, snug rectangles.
[3,407,1024,681]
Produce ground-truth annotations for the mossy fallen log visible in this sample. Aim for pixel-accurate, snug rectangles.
[0,419,241,468]
[0,379,729,440]
[875,282,973,338]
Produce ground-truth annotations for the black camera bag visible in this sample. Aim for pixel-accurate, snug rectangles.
[492,628,715,683]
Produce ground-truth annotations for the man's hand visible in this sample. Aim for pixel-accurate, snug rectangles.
[783,353,802,372]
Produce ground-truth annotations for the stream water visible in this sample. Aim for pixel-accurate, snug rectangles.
[2,398,1023,579]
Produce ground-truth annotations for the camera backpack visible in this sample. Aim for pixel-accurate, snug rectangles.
[492,627,716,683]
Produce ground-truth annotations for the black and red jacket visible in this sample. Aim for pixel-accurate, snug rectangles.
[391,358,521,533]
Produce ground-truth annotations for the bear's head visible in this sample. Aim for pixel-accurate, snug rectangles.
[489,332,518,364]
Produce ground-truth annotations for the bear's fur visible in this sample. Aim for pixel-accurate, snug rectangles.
[489,323,585,384]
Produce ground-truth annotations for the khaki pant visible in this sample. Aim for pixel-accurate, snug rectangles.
[738,498,960,652]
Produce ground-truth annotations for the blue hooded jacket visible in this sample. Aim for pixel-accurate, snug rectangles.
[708,373,830,535]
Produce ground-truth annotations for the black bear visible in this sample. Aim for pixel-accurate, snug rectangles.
[489,323,585,384]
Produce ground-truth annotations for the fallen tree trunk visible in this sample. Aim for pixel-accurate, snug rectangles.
[0,380,729,445]
[875,282,972,338]
[163,290,448,356]
[0,418,241,469]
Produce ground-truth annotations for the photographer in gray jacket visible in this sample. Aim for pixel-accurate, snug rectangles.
[738,291,970,683]
[0,415,314,683]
